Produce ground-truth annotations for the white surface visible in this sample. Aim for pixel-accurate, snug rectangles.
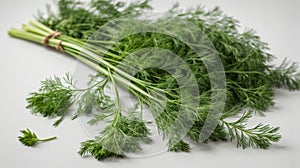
[0,0,299,168]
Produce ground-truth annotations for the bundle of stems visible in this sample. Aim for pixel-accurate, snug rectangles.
[9,0,300,161]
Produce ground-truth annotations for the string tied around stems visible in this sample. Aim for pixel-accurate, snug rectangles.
[42,30,64,52]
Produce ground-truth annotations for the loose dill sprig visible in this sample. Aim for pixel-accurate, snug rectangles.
[18,129,57,146]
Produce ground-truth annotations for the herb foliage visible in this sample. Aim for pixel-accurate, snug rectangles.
[9,0,300,161]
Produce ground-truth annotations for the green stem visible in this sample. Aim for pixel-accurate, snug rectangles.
[38,136,57,142]
[64,45,159,102]
[8,28,44,44]
[109,68,121,113]
[29,20,54,34]
[226,70,266,76]
[22,24,48,36]
[108,68,122,127]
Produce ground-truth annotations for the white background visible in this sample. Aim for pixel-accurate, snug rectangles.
[0,0,299,167]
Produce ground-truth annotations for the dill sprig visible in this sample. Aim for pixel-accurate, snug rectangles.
[18,129,57,146]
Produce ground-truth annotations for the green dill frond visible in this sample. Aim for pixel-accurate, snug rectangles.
[37,0,152,39]
[222,110,282,149]
[75,77,113,117]
[78,139,124,161]
[118,116,152,144]
[18,129,39,146]
[168,139,190,152]
[18,129,57,147]
[269,58,300,90]
[26,74,74,126]
[79,116,151,160]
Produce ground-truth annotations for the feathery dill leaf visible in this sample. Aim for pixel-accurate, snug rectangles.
[79,115,151,160]
[18,129,57,146]
[26,74,74,126]
[269,58,300,90]
[222,110,282,149]
[37,0,152,39]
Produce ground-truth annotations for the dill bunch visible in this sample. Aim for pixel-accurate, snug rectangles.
[8,0,300,161]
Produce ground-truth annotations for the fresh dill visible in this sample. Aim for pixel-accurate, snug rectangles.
[18,129,57,146]
[9,0,300,161]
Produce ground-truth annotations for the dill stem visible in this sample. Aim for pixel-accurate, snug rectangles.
[39,136,57,142]
[108,67,122,127]
[65,47,158,102]
[8,28,44,44]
